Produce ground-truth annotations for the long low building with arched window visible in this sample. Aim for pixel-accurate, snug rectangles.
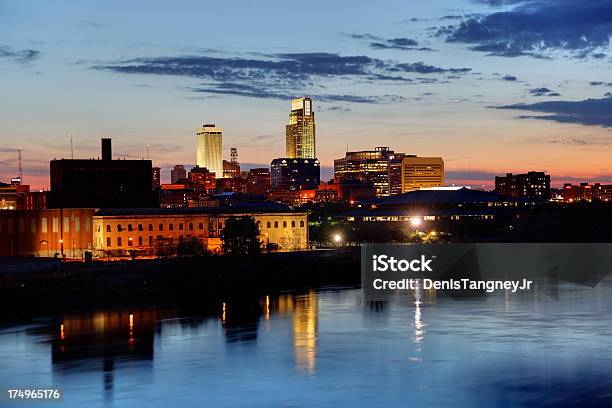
[0,204,308,258]
[92,206,308,257]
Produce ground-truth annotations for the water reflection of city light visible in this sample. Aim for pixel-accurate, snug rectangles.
[293,291,318,375]
[412,282,425,362]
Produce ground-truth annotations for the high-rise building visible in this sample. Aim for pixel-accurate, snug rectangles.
[170,165,187,184]
[495,172,550,201]
[152,167,161,190]
[334,147,400,197]
[271,158,320,191]
[396,156,445,193]
[196,124,223,178]
[48,139,157,208]
[286,97,315,159]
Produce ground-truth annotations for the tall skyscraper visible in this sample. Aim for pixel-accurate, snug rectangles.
[170,165,186,184]
[286,97,315,159]
[196,124,223,178]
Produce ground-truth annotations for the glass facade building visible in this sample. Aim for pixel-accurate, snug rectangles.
[286,98,316,159]
[334,147,400,197]
[196,124,223,178]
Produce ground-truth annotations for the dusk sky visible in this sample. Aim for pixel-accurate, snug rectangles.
[1,0,611,189]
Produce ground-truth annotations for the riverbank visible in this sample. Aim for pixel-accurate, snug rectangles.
[0,249,361,322]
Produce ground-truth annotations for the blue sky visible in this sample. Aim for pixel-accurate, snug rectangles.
[0,0,611,188]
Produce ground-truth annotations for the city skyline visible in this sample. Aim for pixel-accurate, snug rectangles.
[1,0,611,189]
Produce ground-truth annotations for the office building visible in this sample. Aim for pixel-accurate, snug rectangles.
[286,98,315,159]
[170,165,187,184]
[48,139,157,208]
[196,124,223,178]
[495,172,550,201]
[395,156,445,193]
[334,147,400,197]
[271,158,320,191]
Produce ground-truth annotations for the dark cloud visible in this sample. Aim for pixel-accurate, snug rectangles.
[529,87,560,97]
[502,75,518,81]
[394,61,471,74]
[590,81,612,87]
[440,15,465,20]
[367,74,413,82]
[95,52,470,102]
[343,33,383,41]
[0,45,40,63]
[438,0,612,58]
[190,83,405,104]
[347,33,435,51]
[495,96,612,127]
[324,106,352,113]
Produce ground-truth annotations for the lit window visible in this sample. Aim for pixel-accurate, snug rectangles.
[106,225,111,232]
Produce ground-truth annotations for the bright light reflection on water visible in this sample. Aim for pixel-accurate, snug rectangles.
[1,279,612,407]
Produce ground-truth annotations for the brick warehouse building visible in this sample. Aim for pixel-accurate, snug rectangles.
[0,207,308,258]
[0,208,95,258]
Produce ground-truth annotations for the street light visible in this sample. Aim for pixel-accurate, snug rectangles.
[410,217,422,227]
[333,234,343,245]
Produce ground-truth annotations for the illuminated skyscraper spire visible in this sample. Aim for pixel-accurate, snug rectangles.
[286,97,315,159]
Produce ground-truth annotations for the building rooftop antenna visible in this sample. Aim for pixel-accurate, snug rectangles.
[146,145,150,160]
[18,148,23,182]
[70,134,74,159]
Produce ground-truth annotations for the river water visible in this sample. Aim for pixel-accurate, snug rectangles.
[1,279,612,407]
